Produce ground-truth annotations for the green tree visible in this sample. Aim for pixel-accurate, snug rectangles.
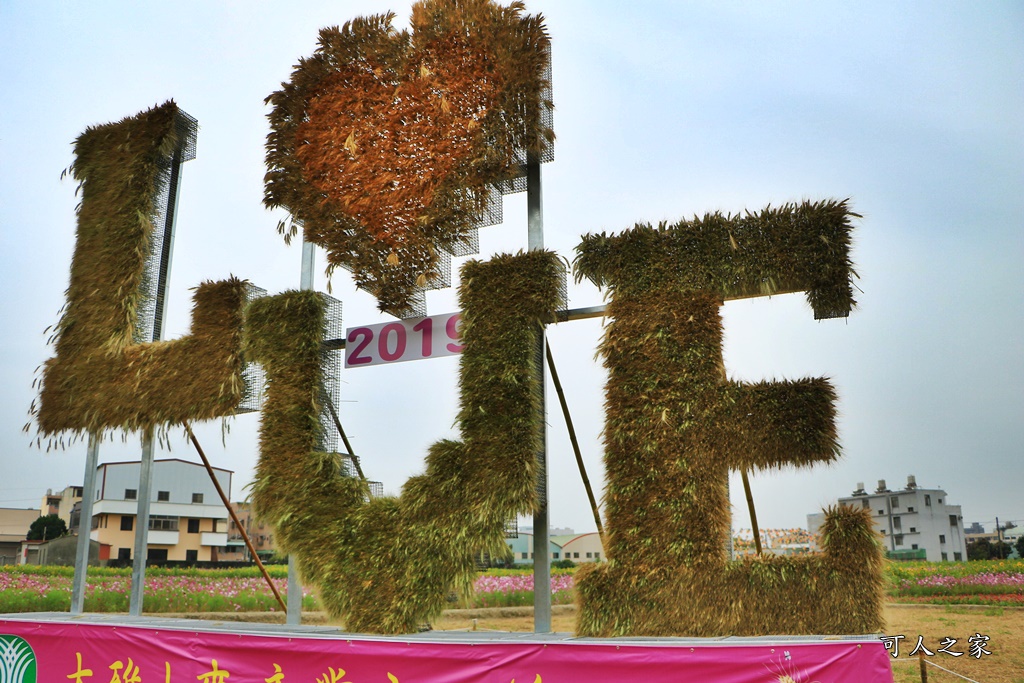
[990,540,1013,560]
[27,514,67,541]
[969,538,1013,560]
[1015,535,1024,559]
[966,538,991,561]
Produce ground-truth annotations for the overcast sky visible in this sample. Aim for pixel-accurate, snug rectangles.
[1,1,1021,537]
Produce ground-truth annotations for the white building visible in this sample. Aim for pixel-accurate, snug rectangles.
[40,485,83,530]
[505,531,605,565]
[808,475,967,562]
[89,458,231,563]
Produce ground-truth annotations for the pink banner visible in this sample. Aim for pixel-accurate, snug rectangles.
[1,615,893,683]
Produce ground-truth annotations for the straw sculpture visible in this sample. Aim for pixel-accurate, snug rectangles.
[572,200,886,636]
[34,102,248,441]
[247,250,564,633]
[264,0,553,318]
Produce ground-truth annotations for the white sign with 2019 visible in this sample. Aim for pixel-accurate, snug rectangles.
[344,312,463,368]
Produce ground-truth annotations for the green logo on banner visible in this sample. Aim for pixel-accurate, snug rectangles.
[0,635,37,683]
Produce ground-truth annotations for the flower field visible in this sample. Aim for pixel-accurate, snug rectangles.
[462,569,576,608]
[886,559,1024,606]
[2,560,1023,615]
[0,564,314,614]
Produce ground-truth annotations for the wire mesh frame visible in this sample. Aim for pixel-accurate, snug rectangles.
[236,283,269,415]
[337,453,361,480]
[502,45,555,190]
[331,47,554,319]
[553,265,569,323]
[314,294,344,453]
[240,290,344,436]
[135,109,199,344]
[328,453,382,495]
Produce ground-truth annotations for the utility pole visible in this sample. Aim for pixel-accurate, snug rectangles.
[996,517,1003,560]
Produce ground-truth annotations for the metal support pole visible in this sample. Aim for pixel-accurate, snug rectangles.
[326,397,367,482]
[285,238,317,626]
[186,424,287,612]
[70,434,100,614]
[129,430,155,616]
[300,239,315,291]
[126,124,188,617]
[545,341,604,541]
[741,469,762,556]
[287,554,302,624]
[151,143,182,341]
[527,157,551,633]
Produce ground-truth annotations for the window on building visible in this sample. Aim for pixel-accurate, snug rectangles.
[124,489,137,500]
[148,515,178,531]
[595,552,601,559]
[893,517,902,531]
[941,552,948,561]
[907,506,915,513]
[911,544,919,550]
[890,495,900,509]
[953,552,962,561]
[91,515,101,530]
[120,515,134,531]
[949,514,958,526]
[939,535,946,544]
[147,548,168,563]
[157,491,170,502]
[192,493,204,504]
[552,552,559,559]
[521,552,528,560]
[880,530,886,535]
[118,548,131,561]
[586,552,592,558]
[878,509,885,516]
[186,549,198,563]
[909,527,917,533]
[187,519,200,534]
[938,499,942,504]
[925,495,931,506]
[574,552,580,559]
[861,499,869,509]
[894,534,904,546]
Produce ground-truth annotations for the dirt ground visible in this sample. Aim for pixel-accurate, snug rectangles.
[168,604,1024,682]
[883,605,1024,683]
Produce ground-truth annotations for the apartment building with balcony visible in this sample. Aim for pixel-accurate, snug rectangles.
[40,485,83,530]
[217,501,279,561]
[808,475,967,562]
[89,458,231,563]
